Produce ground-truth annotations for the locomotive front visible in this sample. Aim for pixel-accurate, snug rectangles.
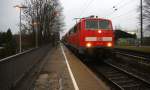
[79,18,114,56]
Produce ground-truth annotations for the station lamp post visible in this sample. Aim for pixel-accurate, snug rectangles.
[33,21,38,48]
[14,5,27,53]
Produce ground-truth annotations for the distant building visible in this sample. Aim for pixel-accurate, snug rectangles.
[114,30,137,46]
[117,38,138,46]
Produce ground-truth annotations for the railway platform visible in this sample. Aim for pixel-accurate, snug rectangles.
[34,44,109,90]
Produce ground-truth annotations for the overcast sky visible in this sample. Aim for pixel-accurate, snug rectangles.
[0,0,23,34]
[0,0,141,36]
[60,0,140,36]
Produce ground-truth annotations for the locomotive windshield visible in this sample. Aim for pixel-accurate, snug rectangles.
[86,20,98,29]
[86,20,111,30]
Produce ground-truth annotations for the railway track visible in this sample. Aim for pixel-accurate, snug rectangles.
[90,61,150,90]
[115,50,150,66]
[114,48,150,62]
[113,49,150,82]
[74,47,150,89]
[82,50,150,89]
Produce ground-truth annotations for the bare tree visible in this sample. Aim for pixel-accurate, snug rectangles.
[22,0,64,46]
[143,0,150,31]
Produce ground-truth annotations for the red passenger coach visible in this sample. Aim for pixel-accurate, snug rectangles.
[64,16,114,58]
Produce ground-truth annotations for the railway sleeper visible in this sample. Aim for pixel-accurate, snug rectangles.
[106,73,124,77]
[118,80,141,86]
[105,70,118,74]
[121,83,141,89]
[110,76,128,80]
[115,79,135,84]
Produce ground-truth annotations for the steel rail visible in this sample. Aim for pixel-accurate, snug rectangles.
[89,60,150,90]
[115,51,149,60]
[105,61,150,86]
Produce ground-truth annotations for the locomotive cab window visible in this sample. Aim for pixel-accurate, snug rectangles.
[86,20,111,30]
[99,20,111,29]
[86,20,98,29]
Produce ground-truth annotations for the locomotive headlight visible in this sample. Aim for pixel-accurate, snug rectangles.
[98,30,102,33]
[107,42,112,47]
[86,43,92,48]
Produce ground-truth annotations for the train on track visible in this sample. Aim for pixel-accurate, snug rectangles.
[62,16,115,58]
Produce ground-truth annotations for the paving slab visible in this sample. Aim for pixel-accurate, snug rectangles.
[34,44,110,90]
[34,46,74,90]
[62,45,110,90]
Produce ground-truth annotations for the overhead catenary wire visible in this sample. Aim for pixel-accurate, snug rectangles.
[71,0,139,32]
[105,0,130,17]
[107,0,137,18]
[114,0,126,7]
[78,0,93,17]
[104,0,127,17]
[112,18,138,25]
[108,0,139,32]
[115,0,136,10]
[110,7,138,19]
[78,0,95,17]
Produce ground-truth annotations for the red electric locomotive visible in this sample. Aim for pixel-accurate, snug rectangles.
[64,16,114,58]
